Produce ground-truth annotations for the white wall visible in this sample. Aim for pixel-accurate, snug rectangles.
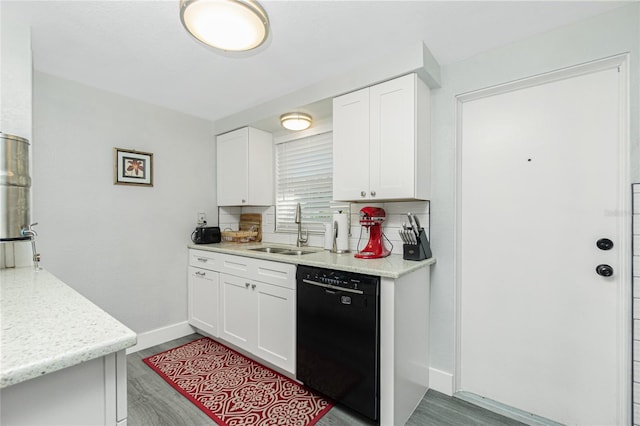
[32,72,217,333]
[633,184,640,424]
[0,4,34,268]
[429,3,640,380]
[0,3,32,139]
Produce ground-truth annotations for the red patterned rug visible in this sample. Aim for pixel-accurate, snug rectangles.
[143,337,333,426]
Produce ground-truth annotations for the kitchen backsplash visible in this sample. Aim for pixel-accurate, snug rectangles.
[219,200,430,256]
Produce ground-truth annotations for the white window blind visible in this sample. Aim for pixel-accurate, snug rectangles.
[275,132,347,233]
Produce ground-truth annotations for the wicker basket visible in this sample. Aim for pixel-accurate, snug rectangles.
[221,230,258,243]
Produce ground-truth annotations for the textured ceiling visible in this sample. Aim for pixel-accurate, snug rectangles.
[2,1,629,125]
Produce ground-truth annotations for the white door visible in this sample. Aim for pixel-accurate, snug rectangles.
[219,273,254,352]
[458,59,629,425]
[370,73,415,200]
[254,282,295,373]
[188,267,219,337]
[216,129,248,206]
[332,86,370,201]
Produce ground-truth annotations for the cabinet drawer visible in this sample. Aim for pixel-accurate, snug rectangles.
[218,253,252,276]
[218,253,296,290]
[189,249,220,270]
[254,260,295,290]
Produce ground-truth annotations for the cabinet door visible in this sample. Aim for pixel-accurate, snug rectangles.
[246,128,274,206]
[220,273,255,352]
[254,282,295,373]
[188,267,219,337]
[332,87,371,201]
[217,128,248,206]
[369,73,416,200]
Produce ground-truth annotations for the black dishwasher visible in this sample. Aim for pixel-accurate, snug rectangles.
[296,265,380,422]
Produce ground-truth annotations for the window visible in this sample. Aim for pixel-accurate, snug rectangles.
[275,132,346,233]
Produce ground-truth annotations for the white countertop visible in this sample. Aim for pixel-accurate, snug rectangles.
[0,267,137,388]
[188,242,435,278]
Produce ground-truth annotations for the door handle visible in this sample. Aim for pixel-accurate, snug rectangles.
[596,264,614,277]
[596,238,614,251]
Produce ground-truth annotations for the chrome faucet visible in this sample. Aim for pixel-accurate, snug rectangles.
[21,223,41,270]
[294,203,308,247]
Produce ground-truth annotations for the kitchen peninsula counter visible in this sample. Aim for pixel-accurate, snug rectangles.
[0,266,136,388]
[188,242,435,278]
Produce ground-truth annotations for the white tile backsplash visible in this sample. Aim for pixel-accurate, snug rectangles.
[220,200,430,256]
[218,206,242,231]
[350,201,429,255]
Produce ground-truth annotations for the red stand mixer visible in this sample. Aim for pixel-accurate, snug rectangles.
[355,206,391,259]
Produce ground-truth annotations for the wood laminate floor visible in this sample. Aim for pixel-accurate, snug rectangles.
[128,334,525,426]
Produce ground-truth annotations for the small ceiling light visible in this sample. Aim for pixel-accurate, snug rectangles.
[280,112,312,131]
[180,0,270,52]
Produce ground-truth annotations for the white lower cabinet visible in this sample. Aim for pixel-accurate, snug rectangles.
[188,266,219,337]
[254,281,295,371]
[220,273,295,373]
[219,273,254,349]
[188,250,296,374]
[0,351,127,426]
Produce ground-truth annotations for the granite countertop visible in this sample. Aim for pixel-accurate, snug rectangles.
[0,267,137,388]
[188,242,435,278]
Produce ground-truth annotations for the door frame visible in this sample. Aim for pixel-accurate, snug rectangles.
[453,54,631,423]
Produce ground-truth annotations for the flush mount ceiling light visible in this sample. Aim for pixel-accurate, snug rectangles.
[180,0,270,52]
[280,112,312,131]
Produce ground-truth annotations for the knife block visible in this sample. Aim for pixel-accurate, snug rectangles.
[402,229,432,261]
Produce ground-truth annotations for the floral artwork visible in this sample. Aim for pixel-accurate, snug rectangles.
[114,148,153,186]
[124,158,145,178]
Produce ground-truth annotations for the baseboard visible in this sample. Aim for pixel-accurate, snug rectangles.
[429,367,454,396]
[455,391,562,426]
[126,321,196,354]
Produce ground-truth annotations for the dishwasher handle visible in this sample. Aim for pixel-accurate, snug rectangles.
[302,278,364,295]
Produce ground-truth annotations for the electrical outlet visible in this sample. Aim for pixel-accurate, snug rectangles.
[197,212,206,225]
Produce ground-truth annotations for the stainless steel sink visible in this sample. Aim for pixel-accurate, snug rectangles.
[248,247,317,256]
[279,249,316,255]
[248,247,291,254]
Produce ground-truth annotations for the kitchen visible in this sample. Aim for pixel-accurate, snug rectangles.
[1,1,639,425]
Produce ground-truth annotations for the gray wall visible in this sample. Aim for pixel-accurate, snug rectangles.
[429,3,640,377]
[32,72,217,333]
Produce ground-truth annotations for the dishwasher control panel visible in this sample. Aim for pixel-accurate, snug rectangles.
[297,266,379,295]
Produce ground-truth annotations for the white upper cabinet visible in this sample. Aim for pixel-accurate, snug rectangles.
[216,127,273,206]
[332,73,430,201]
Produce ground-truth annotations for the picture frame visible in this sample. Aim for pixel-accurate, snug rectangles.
[114,148,153,186]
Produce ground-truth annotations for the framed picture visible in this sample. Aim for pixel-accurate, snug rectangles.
[114,148,153,186]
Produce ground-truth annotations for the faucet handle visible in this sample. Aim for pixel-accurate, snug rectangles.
[21,223,39,238]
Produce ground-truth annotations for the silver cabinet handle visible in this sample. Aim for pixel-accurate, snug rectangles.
[195,271,206,276]
[360,191,366,197]
[197,257,208,262]
[371,190,376,197]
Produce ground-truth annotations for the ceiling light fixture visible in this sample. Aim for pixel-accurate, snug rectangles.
[180,0,270,52]
[280,112,312,131]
